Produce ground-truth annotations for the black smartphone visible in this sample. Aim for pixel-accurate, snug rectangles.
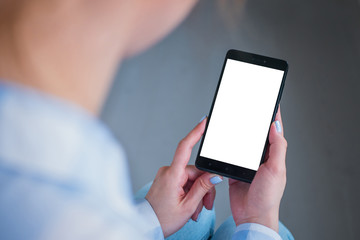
[195,49,288,183]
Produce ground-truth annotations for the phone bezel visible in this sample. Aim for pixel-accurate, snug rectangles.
[195,49,288,183]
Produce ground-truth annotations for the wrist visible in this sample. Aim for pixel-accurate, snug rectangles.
[234,211,279,232]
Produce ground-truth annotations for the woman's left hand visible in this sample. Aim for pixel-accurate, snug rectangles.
[145,117,223,237]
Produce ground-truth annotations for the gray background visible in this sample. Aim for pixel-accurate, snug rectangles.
[101,0,360,239]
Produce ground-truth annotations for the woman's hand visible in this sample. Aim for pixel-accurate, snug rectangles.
[146,118,223,237]
[229,108,287,232]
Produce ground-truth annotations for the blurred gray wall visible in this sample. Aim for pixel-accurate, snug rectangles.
[101,0,360,239]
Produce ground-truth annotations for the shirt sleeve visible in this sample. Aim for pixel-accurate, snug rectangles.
[136,199,164,240]
[232,223,282,240]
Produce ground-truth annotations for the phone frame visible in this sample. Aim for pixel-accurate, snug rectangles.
[195,49,288,183]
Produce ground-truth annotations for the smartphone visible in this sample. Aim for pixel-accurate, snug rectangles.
[195,49,288,183]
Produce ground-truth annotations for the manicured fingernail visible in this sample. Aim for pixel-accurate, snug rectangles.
[275,120,282,133]
[210,176,223,185]
[199,115,207,123]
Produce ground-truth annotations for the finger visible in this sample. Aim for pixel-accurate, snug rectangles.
[228,178,237,185]
[171,118,207,169]
[263,106,283,163]
[183,173,222,212]
[185,165,205,181]
[203,186,216,210]
[191,201,203,221]
[186,166,216,210]
[266,121,287,174]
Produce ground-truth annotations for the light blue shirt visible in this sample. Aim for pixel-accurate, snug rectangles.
[232,223,281,240]
[0,82,280,240]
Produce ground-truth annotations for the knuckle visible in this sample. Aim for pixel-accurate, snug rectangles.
[276,165,287,181]
[159,166,167,172]
[157,166,168,175]
[272,139,288,153]
[198,178,211,192]
[282,138,288,149]
[270,163,286,176]
[275,137,287,149]
[177,138,188,149]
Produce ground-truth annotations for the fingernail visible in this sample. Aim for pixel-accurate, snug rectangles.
[199,115,207,123]
[210,176,223,185]
[275,120,282,133]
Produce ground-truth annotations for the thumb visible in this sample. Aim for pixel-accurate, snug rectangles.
[183,173,223,212]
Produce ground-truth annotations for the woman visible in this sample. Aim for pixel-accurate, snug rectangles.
[0,0,293,239]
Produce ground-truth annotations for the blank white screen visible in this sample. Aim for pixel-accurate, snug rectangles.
[200,59,284,171]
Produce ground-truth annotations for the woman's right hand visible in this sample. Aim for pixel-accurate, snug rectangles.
[145,117,222,237]
[229,109,287,232]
